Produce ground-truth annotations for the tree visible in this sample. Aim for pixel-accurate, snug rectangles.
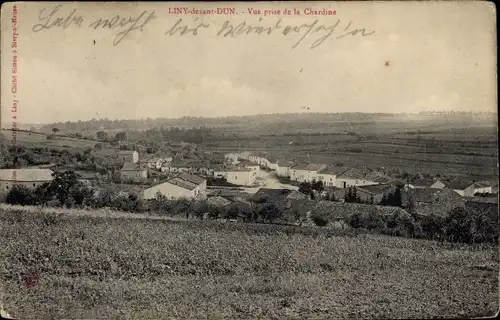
[5,185,35,205]
[298,181,312,195]
[309,190,315,200]
[392,188,403,207]
[258,203,282,223]
[52,128,60,134]
[96,131,108,141]
[113,131,127,142]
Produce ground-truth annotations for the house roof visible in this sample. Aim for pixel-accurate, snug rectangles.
[291,163,327,172]
[466,196,498,205]
[0,168,54,182]
[474,181,492,188]
[448,178,475,190]
[178,173,206,185]
[321,166,344,175]
[357,184,394,195]
[265,155,278,163]
[364,171,393,183]
[337,168,369,179]
[121,163,144,171]
[411,177,443,187]
[286,190,308,200]
[167,178,198,190]
[251,188,293,203]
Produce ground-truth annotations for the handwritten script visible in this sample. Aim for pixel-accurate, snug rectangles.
[31,5,375,49]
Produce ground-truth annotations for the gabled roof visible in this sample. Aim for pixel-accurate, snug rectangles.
[448,178,475,190]
[474,181,492,188]
[466,196,498,205]
[121,162,143,171]
[178,173,206,185]
[167,177,198,190]
[227,167,252,172]
[357,184,394,195]
[364,171,393,183]
[321,166,344,175]
[265,155,278,163]
[291,163,327,172]
[0,168,54,182]
[337,168,369,179]
[145,157,163,163]
[286,190,308,200]
[411,177,444,187]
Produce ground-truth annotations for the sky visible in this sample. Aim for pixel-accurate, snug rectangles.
[1,1,497,124]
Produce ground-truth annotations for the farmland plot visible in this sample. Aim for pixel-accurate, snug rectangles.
[0,208,497,319]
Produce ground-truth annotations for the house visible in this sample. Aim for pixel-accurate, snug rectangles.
[317,166,342,187]
[144,158,164,170]
[448,178,476,197]
[276,160,295,178]
[263,155,279,171]
[120,162,148,181]
[249,152,268,167]
[118,150,139,164]
[212,165,227,179]
[290,163,328,183]
[356,184,396,204]
[473,181,493,195]
[0,168,54,192]
[406,177,446,189]
[160,160,190,173]
[404,187,465,217]
[238,151,252,160]
[335,168,386,188]
[226,167,256,186]
[465,197,498,221]
[143,177,203,200]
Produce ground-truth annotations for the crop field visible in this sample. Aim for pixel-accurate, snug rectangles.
[1,129,102,150]
[0,207,498,319]
[203,123,498,180]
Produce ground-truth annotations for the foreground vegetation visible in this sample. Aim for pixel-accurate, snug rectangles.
[0,208,498,319]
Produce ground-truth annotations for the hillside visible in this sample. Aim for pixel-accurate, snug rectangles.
[0,206,497,319]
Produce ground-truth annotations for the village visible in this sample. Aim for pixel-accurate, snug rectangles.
[0,141,497,225]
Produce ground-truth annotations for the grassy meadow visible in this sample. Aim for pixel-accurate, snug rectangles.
[0,206,498,319]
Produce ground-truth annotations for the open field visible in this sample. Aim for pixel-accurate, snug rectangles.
[202,123,498,180]
[0,206,498,319]
[1,129,103,151]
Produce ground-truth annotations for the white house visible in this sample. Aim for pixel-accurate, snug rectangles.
[449,178,475,197]
[237,160,260,174]
[276,161,294,178]
[473,181,493,195]
[226,168,256,186]
[144,158,164,170]
[160,160,190,173]
[120,163,148,181]
[249,152,268,167]
[289,163,328,183]
[264,155,279,171]
[316,166,340,187]
[143,174,207,200]
[0,168,54,192]
[118,150,139,164]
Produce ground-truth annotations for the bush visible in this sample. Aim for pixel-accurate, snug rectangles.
[5,185,35,205]
[312,215,329,227]
[348,213,362,228]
